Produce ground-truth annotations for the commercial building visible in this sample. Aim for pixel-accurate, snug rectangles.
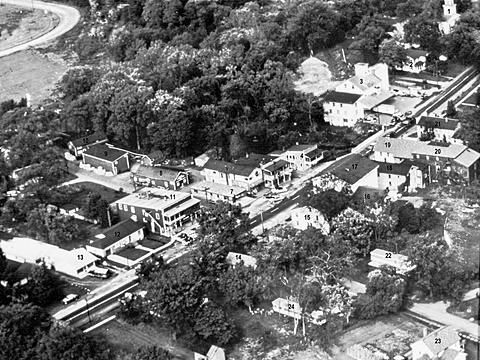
[131,165,189,190]
[114,188,200,235]
[82,144,130,175]
[67,131,108,158]
[280,144,324,172]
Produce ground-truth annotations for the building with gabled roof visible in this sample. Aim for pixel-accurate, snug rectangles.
[86,219,145,258]
[131,165,189,190]
[291,206,330,233]
[68,131,108,158]
[375,160,425,190]
[194,345,226,360]
[190,180,246,204]
[324,63,392,127]
[368,248,416,274]
[203,158,263,192]
[280,144,324,172]
[417,116,461,143]
[82,144,130,175]
[399,49,428,73]
[411,326,466,360]
[319,153,378,192]
[261,158,292,188]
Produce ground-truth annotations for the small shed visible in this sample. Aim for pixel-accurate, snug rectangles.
[272,298,302,319]
[194,153,210,167]
[225,252,257,269]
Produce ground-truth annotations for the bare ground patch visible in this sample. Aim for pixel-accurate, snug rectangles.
[0,49,67,105]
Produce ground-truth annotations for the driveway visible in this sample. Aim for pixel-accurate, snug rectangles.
[0,0,80,58]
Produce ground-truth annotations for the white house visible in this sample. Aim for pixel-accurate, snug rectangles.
[411,326,466,360]
[375,161,424,191]
[86,219,145,258]
[203,158,263,192]
[324,63,392,127]
[0,238,97,278]
[280,144,324,172]
[400,49,428,73]
[417,116,460,143]
[225,252,258,269]
[290,206,330,234]
[368,248,416,274]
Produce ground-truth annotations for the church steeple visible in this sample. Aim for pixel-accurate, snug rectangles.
[443,0,457,18]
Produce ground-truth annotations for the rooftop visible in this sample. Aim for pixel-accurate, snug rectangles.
[348,73,382,91]
[132,164,185,182]
[375,161,414,176]
[305,147,324,159]
[453,148,480,167]
[418,116,459,131]
[116,188,191,211]
[358,89,393,109]
[286,144,317,152]
[190,180,246,197]
[419,326,460,355]
[373,138,430,159]
[323,91,362,104]
[321,154,378,185]
[90,219,145,250]
[263,159,290,173]
[204,158,257,177]
[416,141,467,158]
[83,144,127,162]
[235,153,273,167]
[225,252,258,268]
[69,131,107,147]
[406,49,428,58]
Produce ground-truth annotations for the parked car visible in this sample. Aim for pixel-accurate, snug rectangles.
[62,294,79,305]
[404,111,412,117]
[271,186,287,194]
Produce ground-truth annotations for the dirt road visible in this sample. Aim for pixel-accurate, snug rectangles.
[0,0,80,58]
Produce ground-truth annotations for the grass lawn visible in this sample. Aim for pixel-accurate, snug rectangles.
[92,318,193,359]
[65,182,128,205]
[443,62,469,78]
[447,297,479,321]
[116,248,149,261]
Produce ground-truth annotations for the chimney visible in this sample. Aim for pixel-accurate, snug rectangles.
[345,168,350,172]
[423,328,428,338]
[295,142,299,146]
[246,153,249,158]
[354,63,369,77]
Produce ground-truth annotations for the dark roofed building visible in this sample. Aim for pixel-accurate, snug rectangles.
[320,154,378,192]
[323,91,362,104]
[82,144,130,175]
[86,219,145,258]
[132,165,189,190]
[417,116,460,143]
[375,160,425,191]
[235,153,274,168]
[68,132,108,157]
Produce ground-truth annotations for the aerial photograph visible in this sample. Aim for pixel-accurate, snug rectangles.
[0,0,479,359]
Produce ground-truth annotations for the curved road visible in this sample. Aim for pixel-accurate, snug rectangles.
[0,0,81,58]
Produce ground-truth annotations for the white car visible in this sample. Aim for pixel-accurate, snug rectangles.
[62,294,79,305]
[271,186,288,194]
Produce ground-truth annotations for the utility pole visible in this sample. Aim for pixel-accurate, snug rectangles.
[85,297,91,323]
[106,205,112,227]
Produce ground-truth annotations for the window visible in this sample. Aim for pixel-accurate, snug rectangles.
[329,109,332,114]
[340,104,343,108]
[436,157,439,161]
[118,203,123,210]
[426,155,430,160]
[221,173,223,178]
[155,213,160,220]
[388,175,391,179]
[343,119,348,123]
[142,209,147,216]
[389,182,392,186]
[131,215,137,221]
[352,85,354,89]
[130,206,135,213]
[143,217,147,223]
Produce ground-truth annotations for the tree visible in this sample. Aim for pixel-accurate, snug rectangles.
[82,192,109,227]
[321,284,354,323]
[0,302,51,359]
[332,208,375,256]
[35,328,112,360]
[455,108,480,152]
[444,9,480,66]
[354,266,406,319]
[396,202,421,234]
[218,264,264,312]
[304,188,350,220]
[23,263,64,307]
[193,302,237,345]
[403,16,443,55]
[417,204,438,232]
[476,90,480,107]
[446,100,457,118]
[197,201,253,252]
[379,38,407,74]
[58,66,100,101]
[144,266,206,334]
[350,14,392,61]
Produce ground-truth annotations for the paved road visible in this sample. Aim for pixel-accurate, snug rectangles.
[0,0,81,58]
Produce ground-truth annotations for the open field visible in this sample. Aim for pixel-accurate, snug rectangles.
[0,50,67,105]
[0,4,57,52]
